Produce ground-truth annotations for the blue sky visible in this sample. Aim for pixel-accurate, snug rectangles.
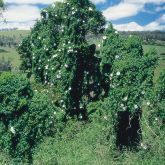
[0,0,165,31]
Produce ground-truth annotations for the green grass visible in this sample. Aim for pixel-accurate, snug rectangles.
[0,30,30,40]
[143,44,165,56]
[0,47,21,68]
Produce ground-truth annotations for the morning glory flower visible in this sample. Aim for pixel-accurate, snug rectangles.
[123,96,128,101]
[134,105,138,109]
[116,71,120,76]
[115,55,119,59]
[10,126,16,134]
[103,36,107,40]
[89,7,93,11]
[147,102,150,106]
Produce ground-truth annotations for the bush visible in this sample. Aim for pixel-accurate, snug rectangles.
[0,72,57,161]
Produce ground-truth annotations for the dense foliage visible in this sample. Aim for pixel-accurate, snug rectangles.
[5,0,163,163]
[0,72,57,160]
[18,0,106,119]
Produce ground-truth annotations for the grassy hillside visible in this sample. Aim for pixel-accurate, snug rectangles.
[0,30,30,40]
[0,47,20,68]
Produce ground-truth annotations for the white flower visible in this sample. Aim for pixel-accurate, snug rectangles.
[83,20,85,23]
[72,7,74,10]
[98,44,101,48]
[104,116,108,120]
[141,91,145,95]
[69,87,71,91]
[147,102,150,106]
[72,11,75,15]
[115,31,118,34]
[89,7,93,11]
[110,73,113,77]
[53,54,58,58]
[134,105,138,109]
[38,67,41,70]
[60,100,64,103]
[115,55,119,59]
[120,103,124,107]
[123,96,128,101]
[10,126,16,134]
[122,107,127,111]
[57,74,61,79]
[129,34,132,37]
[79,114,83,119]
[116,71,120,76]
[33,56,35,60]
[45,65,49,70]
[52,67,55,70]
[155,117,158,121]
[103,36,107,40]
[140,143,147,150]
[65,64,68,68]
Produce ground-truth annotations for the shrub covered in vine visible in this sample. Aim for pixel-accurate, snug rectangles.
[0,72,57,160]
[97,25,158,148]
[18,0,106,119]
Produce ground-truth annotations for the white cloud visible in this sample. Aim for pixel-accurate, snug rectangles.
[4,0,62,5]
[103,0,165,21]
[158,14,165,22]
[4,0,106,5]
[91,0,107,4]
[103,3,143,20]
[114,21,165,31]
[3,5,40,22]
[124,0,165,5]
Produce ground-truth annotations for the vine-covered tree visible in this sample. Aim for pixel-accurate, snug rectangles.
[99,25,158,148]
[18,0,105,119]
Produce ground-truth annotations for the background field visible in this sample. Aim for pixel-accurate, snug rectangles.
[0,30,164,79]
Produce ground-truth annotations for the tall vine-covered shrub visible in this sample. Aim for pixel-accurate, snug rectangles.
[18,0,106,119]
[99,25,158,148]
[0,72,57,160]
